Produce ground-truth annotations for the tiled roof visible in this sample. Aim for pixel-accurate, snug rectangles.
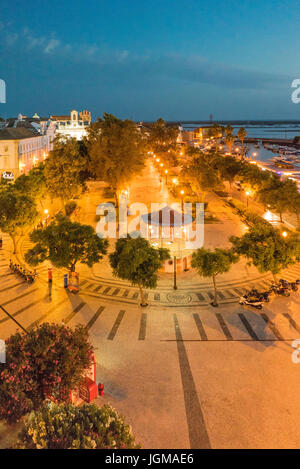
[0,128,39,140]
[50,115,70,121]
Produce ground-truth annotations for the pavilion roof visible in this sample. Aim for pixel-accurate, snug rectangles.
[141,204,193,227]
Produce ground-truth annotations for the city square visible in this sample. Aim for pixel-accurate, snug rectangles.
[1,0,300,454]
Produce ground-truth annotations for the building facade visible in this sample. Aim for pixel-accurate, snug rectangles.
[0,127,54,180]
[50,109,91,140]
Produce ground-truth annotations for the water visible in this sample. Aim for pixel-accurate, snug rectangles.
[180,122,300,140]
[180,122,300,162]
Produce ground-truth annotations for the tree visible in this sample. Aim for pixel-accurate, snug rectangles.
[257,178,298,222]
[14,163,47,207]
[109,236,170,306]
[16,402,140,449]
[25,216,108,272]
[0,323,94,423]
[237,128,248,156]
[44,136,89,209]
[147,118,179,155]
[224,134,235,154]
[0,187,38,253]
[225,125,234,137]
[230,224,299,283]
[87,113,146,206]
[191,248,239,307]
[215,154,243,187]
[207,124,224,140]
[182,152,222,202]
[289,191,300,227]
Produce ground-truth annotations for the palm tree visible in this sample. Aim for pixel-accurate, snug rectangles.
[225,125,234,137]
[237,128,248,157]
[224,134,235,154]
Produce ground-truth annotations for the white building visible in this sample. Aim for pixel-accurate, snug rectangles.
[0,127,54,180]
[50,109,91,140]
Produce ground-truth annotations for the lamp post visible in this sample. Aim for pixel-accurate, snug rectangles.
[44,209,49,226]
[245,191,250,208]
[173,256,177,290]
[165,169,168,184]
[180,189,185,212]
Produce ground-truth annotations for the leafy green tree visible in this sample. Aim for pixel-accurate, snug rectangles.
[183,153,222,202]
[191,248,239,307]
[215,154,243,187]
[207,124,224,140]
[289,191,300,227]
[25,216,108,272]
[240,160,272,191]
[109,235,170,306]
[147,118,179,155]
[16,402,140,449]
[237,128,248,156]
[0,187,38,253]
[0,323,94,423]
[230,224,299,283]
[64,201,77,218]
[14,163,47,205]
[44,137,89,209]
[258,178,298,222]
[87,113,146,206]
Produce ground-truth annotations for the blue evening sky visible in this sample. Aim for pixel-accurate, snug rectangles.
[0,0,300,120]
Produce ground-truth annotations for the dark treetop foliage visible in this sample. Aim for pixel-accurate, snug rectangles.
[44,136,89,205]
[230,224,300,280]
[86,113,146,205]
[109,235,170,289]
[25,215,108,272]
[0,323,94,423]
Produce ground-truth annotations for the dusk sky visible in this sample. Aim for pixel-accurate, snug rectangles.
[0,0,300,121]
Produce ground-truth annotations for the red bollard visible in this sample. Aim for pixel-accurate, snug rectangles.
[48,268,53,282]
[98,383,104,396]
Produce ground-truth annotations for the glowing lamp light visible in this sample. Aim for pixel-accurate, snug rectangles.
[180,190,185,195]
[44,209,49,215]
[282,231,288,238]
[165,169,168,174]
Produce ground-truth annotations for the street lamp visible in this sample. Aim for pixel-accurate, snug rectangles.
[165,169,168,184]
[245,191,250,208]
[180,189,185,211]
[172,178,178,185]
[282,231,288,238]
[173,256,177,290]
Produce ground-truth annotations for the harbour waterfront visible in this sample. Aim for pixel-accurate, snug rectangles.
[180,121,300,140]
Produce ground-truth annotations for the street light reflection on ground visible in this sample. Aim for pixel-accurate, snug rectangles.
[263,210,281,225]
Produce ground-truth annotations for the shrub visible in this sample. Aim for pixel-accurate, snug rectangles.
[16,402,140,449]
[0,323,94,423]
[64,201,77,217]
